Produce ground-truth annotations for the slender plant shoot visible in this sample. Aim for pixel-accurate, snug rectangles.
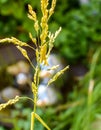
[0,0,69,129]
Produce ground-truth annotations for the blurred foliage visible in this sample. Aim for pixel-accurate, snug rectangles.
[0,0,42,42]
[0,0,101,63]
[0,66,13,88]
[1,48,101,130]
[52,0,101,63]
[0,0,101,130]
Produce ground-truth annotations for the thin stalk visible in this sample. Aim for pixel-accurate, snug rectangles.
[31,112,35,130]
[28,44,36,51]
[31,90,37,130]
[86,48,101,129]
[19,96,34,103]
[28,60,35,70]
[31,93,37,130]
[31,65,40,130]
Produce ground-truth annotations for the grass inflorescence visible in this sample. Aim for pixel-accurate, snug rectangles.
[0,0,69,130]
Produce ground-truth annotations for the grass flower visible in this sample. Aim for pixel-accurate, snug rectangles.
[0,0,69,129]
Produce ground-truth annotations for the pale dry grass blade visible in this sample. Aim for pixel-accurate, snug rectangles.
[31,112,51,130]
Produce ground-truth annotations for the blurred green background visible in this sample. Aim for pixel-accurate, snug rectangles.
[0,0,101,130]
